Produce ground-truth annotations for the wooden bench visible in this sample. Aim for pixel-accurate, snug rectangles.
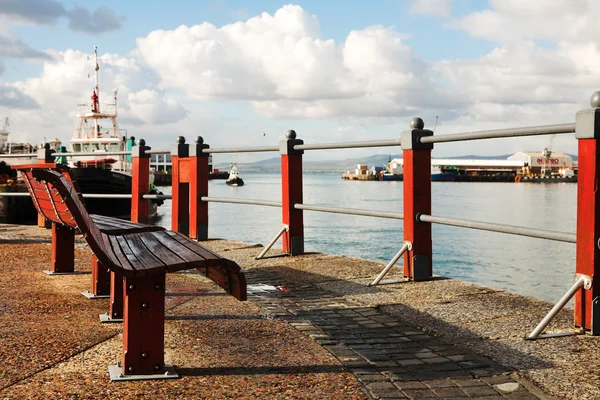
[13,164,247,381]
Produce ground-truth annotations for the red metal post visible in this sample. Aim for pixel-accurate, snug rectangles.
[90,255,110,296]
[49,223,75,273]
[109,272,124,320]
[122,273,166,375]
[171,137,190,235]
[401,118,433,281]
[37,143,54,228]
[280,130,304,255]
[189,137,210,241]
[574,97,600,331]
[131,139,151,224]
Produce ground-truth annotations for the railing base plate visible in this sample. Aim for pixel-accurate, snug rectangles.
[109,364,179,381]
[81,291,110,299]
[99,313,123,323]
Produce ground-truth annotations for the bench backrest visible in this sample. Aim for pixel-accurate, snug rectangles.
[13,164,117,271]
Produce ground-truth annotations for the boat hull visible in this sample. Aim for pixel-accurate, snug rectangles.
[71,168,158,218]
[226,177,244,187]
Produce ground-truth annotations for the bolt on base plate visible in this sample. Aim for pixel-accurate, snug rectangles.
[109,364,179,381]
[99,313,123,323]
[81,291,110,299]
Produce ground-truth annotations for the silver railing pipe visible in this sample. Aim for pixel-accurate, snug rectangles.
[420,123,575,144]
[201,196,282,208]
[255,225,289,260]
[50,151,132,157]
[295,204,404,220]
[203,146,279,154]
[142,194,172,200]
[145,149,170,155]
[369,241,412,286]
[0,154,37,158]
[294,139,401,151]
[527,275,591,339]
[0,192,31,197]
[418,214,576,243]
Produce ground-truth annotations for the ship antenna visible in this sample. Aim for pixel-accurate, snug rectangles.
[94,45,99,106]
[433,116,439,133]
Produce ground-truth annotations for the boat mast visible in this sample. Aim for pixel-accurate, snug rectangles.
[93,45,100,135]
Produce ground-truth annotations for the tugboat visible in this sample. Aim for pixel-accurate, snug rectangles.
[68,46,162,217]
[225,162,244,186]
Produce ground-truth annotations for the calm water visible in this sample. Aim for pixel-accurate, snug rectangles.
[151,173,577,303]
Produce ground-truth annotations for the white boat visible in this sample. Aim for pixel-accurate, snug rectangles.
[226,162,244,186]
[67,46,162,218]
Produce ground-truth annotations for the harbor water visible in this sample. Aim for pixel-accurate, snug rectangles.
[151,173,576,303]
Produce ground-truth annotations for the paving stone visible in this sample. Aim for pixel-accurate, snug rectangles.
[452,378,489,387]
[462,385,502,397]
[397,359,425,367]
[400,389,438,398]
[482,375,517,385]
[423,357,451,365]
[432,386,468,397]
[367,382,397,391]
[423,379,458,388]
[358,374,390,383]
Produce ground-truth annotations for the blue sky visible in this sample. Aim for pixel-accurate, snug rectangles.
[0,0,596,161]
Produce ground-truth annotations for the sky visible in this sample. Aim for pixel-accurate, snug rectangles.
[0,0,598,163]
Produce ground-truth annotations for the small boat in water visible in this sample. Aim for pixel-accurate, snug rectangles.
[226,162,244,186]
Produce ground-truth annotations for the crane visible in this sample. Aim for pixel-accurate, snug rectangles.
[540,135,555,177]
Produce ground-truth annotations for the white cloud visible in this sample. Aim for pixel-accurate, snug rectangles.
[449,0,600,43]
[409,0,453,17]
[136,6,456,120]
[2,49,188,145]
[2,2,599,158]
[127,89,188,124]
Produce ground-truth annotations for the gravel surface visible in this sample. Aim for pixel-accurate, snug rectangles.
[0,238,367,399]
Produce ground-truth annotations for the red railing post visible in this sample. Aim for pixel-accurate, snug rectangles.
[574,92,600,332]
[190,137,210,241]
[401,118,434,281]
[171,137,190,235]
[131,139,151,224]
[280,130,304,255]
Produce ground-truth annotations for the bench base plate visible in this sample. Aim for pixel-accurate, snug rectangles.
[109,364,179,381]
[81,291,110,299]
[43,270,84,276]
[99,313,123,323]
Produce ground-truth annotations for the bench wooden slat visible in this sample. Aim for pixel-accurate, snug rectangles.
[115,236,150,277]
[148,231,208,264]
[137,232,188,271]
[123,233,167,275]
[163,231,221,266]
[108,235,136,276]
[92,214,164,235]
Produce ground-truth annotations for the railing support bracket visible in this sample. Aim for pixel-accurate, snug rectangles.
[255,225,289,260]
[369,241,412,286]
[526,274,592,340]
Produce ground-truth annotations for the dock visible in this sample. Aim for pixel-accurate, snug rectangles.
[1,223,595,399]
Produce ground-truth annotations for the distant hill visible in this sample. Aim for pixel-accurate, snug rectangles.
[214,152,578,173]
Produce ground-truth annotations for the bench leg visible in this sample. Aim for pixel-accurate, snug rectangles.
[100,272,124,323]
[45,223,76,275]
[109,273,177,380]
[83,256,111,299]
